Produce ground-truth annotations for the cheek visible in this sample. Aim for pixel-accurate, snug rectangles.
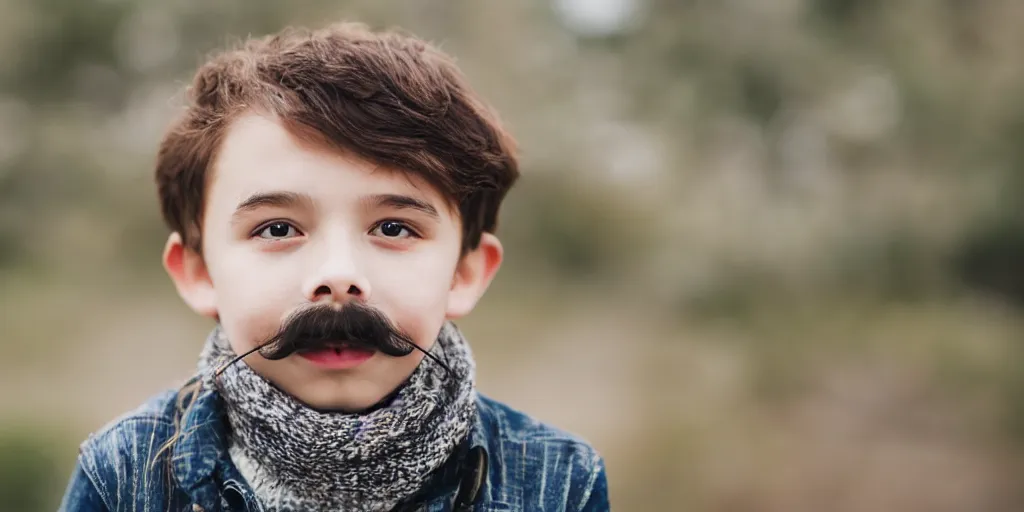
[378,248,456,303]
[207,246,302,348]
[369,249,459,340]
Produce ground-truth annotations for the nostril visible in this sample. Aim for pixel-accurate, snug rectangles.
[346,285,361,296]
[314,285,331,297]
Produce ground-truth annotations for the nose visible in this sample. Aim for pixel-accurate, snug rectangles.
[302,239,371,304]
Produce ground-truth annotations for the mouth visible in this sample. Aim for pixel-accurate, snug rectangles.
[296,342,376,370]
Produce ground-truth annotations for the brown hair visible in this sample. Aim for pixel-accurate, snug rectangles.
[155,22,519,254]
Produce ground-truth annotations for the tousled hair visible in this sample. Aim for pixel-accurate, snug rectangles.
[156,22,519,254]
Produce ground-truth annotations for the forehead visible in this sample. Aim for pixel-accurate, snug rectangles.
[207,113,454,215]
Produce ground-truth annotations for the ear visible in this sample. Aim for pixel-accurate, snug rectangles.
[446,233,503,319]
[163,232,218,319]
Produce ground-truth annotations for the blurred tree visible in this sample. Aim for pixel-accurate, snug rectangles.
[953,217,1024,307]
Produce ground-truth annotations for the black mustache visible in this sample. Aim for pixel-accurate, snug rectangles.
[214,302,454,379]
[260,302,415,359]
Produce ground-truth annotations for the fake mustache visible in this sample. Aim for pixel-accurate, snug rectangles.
[258,302,416,360]
[214,302,455,380]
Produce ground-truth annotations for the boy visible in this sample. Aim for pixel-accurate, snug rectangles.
[59,22,609,512]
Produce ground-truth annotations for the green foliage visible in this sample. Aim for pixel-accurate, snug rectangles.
[953,216,1024,307]
[0,427,68,512]
[810,0,878,26]
[737,61,784,125]
[2,0,129,104]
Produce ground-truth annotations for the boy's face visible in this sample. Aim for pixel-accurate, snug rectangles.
[163,113,501,411]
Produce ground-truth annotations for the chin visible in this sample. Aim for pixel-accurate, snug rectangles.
[291,381,391,413]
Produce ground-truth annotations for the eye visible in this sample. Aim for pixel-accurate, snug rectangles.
[256,222,300,240]
[371,220,415,239]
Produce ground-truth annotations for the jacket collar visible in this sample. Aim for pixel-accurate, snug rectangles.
[171,384,228,510]
[171,382,491,511]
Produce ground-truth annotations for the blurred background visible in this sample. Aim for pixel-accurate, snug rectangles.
[2,0,1024,510]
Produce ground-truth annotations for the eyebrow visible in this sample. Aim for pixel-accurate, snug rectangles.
[365,193,440,220]
[232,191,314,223]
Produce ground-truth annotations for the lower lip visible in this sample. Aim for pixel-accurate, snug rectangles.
[298,347,376,369]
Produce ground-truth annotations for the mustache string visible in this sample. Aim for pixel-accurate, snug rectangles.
[214,302,454,380]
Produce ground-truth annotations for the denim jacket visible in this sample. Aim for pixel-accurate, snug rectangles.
[59,383,610,511]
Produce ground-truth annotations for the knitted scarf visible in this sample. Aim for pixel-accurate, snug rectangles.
[196,322,477,512]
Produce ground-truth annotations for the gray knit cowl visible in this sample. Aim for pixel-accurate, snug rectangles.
[197,322,477,512]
